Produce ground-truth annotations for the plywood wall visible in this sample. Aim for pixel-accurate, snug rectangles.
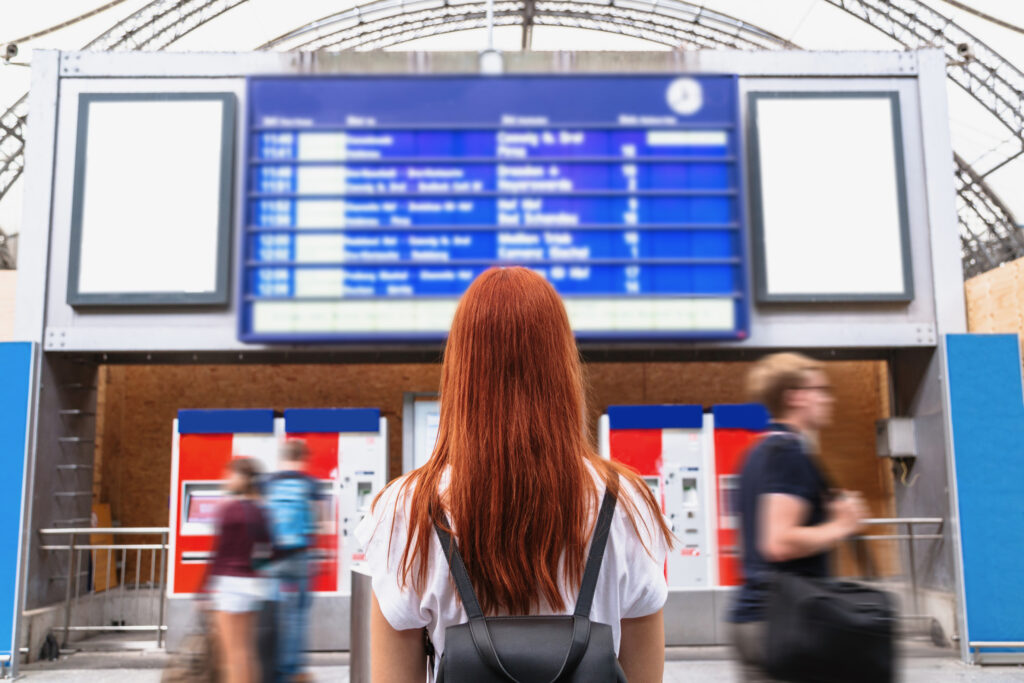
[94,363,442,529]
[0,270,16,341]
[95,359,894,575]
[966,258,1024,338]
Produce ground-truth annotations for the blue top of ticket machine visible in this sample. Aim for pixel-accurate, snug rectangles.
[242,75,748,342]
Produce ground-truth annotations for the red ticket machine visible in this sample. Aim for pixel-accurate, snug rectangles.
[282,408,388,595]
[710,404,769,587]
[169,409,279,595]
[600,405,716,589]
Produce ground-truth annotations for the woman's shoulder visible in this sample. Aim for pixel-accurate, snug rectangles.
[355,472,421,547]
[224,497,264,518]
[585,460,666,547]
[220,497,246,514]
[376,471,419,513]
[589,463,671,612]
[586,458,652,501]
[216,498,250,528]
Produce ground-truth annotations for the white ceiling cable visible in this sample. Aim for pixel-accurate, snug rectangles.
[3,0,132,45]
[940,0,1024,37]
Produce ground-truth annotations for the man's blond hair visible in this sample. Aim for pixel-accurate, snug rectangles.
[747,352,824,418]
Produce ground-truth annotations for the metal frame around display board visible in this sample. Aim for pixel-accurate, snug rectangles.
[19,50,959,353]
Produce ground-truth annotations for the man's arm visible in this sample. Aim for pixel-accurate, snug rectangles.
[759,492,865,562]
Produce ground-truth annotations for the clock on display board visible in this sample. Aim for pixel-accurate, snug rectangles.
[666,78,704,116]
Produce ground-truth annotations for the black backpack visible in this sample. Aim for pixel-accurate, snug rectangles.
[433,488,627,682]
[764,573,896,683]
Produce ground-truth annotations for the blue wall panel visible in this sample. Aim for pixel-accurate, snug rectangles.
[0,343,34,666]
[177,409,275,434]
[711,403,769,430]
[947,334,1024,650]
[284,408,381,433]
[608,404,703,430]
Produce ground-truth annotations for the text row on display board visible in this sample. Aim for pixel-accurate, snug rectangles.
[242,76,748,342]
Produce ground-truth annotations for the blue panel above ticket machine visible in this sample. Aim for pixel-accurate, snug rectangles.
[241,75,747,342]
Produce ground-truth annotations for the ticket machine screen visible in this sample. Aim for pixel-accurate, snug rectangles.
[185,495,224,524]
[313,480,336,532]
[181,482,227,534]
[642,476,661,503]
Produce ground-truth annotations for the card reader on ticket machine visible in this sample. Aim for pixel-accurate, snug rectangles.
[711,404,769,587]
[170,409,279,595]
[599,405,717,589]
[283,408,387,594]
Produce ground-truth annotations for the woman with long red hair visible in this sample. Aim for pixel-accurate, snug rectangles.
[356,267,673,682]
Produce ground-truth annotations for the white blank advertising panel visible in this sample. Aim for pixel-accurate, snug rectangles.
[748,92,912,302]
[67,93,235,305]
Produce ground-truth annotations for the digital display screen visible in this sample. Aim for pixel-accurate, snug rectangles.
[748,92,911,302]
[68,93,235,306]
[314,480,335,529]
[185,493,227,524]
[242,76,748,341]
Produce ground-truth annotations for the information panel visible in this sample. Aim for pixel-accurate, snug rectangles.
[69,93,235,306]
[242,76,747,342]
[748,92,911,303]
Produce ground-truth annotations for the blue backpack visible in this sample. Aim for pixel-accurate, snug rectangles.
[264,472,316,551]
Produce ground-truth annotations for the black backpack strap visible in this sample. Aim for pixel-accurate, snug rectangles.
[435,514,518,680]
[574,486,618,618]
[553,486,618,681]
[433,515,485,620]
[433,484,618,683]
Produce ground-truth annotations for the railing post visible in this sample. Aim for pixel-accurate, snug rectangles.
[157,531,168,648]
[61,533,76,649]
[907,521,920,616]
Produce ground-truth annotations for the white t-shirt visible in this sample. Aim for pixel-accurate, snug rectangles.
[354,463,669,665]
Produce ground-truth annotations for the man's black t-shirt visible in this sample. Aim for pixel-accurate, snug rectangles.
[729,423,830,623]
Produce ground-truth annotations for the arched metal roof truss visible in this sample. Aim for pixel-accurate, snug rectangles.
[0,0,1022,276]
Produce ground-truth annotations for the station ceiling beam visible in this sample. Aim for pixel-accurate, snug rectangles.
[0,0,1021,276]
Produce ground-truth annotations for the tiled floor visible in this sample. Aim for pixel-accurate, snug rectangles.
[17,646,1024,682]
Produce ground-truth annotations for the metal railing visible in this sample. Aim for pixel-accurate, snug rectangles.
[853,518,944,631]
[38,527,169,648]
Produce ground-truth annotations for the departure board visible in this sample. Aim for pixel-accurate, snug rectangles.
[242,76,748,342]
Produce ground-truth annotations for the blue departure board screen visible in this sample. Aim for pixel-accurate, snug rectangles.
[242,75,748,342]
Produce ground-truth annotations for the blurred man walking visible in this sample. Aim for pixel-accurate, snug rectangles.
[728,353,867,681]
[265,440,318,683]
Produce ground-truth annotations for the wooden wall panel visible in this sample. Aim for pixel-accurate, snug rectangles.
[95,364,443,530]
[640,361,749,406]
[95,358,894,576]
[581,363,646,442]
[966,258,1024,340]
[0,270,15,342]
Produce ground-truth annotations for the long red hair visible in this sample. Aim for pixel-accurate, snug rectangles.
[379,267,672,615]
